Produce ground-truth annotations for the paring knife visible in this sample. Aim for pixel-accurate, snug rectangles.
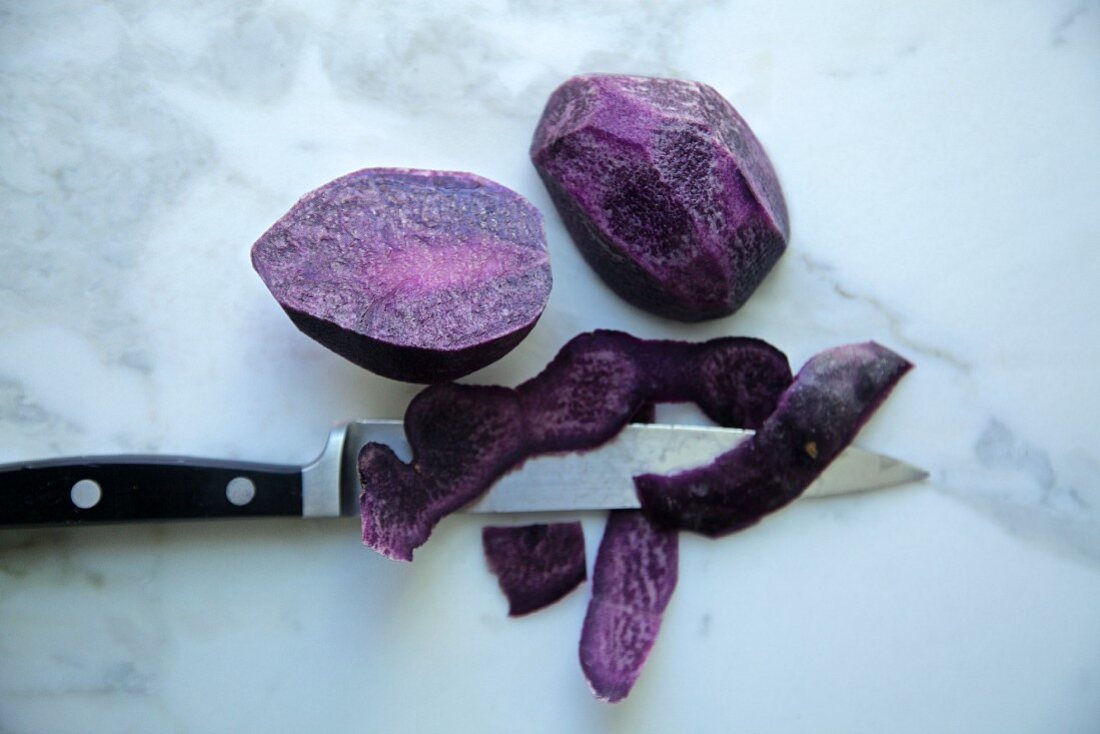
[0,420,927,526]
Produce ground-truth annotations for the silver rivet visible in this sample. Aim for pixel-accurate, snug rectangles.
[226,476,256,506]
[71,479,102,509]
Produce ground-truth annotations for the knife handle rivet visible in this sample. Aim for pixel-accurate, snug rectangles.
[226,476,256,506]
[70,479,102,509]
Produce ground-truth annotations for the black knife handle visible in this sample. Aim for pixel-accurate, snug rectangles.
[0,456,303,526]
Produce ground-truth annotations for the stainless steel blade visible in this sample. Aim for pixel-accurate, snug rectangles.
[299,420,926,518]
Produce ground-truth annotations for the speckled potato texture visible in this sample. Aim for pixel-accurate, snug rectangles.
[251,168,551,383]
[531,74,789,321]
[482,522,587,616]
[636,342,912,536]
[358,330,791,561]
[580,510,678,703]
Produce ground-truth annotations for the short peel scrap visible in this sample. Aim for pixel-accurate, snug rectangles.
[482,522,587,616]
[358,330,792,560]
[636,342,913,536]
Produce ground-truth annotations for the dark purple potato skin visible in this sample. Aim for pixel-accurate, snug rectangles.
[636,342,913,537]
[578,398,670,702]
[251,168,551,383]
[482,522,587,616]
[583,341,910,702]
[359,385,526,561]
[531,74,788,321]
[579,511,678,703]
[358,330,791,560]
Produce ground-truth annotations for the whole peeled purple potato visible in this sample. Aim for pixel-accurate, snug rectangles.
[531,74,788,321]
[252,169,551,383]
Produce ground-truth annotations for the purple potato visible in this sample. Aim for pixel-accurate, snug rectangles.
[635,342,913,536]
[579,511,678,703]
[482,522,587,616]
[251,168,551,383]
[531,74,788,321]
[358,330,790,560]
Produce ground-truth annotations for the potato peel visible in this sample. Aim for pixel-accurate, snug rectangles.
[358,330,791,560]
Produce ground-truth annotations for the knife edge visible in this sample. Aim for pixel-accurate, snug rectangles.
[321,420,926,517]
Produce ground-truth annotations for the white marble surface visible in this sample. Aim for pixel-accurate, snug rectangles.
[2,0,1099,731]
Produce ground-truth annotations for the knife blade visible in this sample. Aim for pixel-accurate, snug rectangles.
[0,419,927,527]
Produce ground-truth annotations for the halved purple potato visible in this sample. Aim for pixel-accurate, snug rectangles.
[482,522,587,616]
[358,330,790,560]
[531,74,788,321]
[635,342,913,536]
[251,168,551,383]
[580,511,678,703]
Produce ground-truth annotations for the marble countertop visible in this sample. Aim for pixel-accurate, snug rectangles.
[2,1,1098,731]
